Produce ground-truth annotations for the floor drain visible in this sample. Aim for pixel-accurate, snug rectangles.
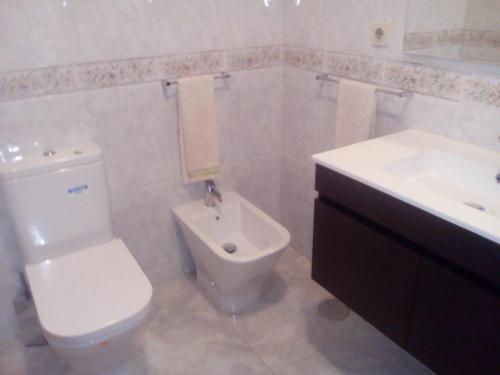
[222,243,237,254]
[463,201,486,212]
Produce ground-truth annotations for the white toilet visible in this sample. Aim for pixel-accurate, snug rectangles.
[173,191,290,314]
[0,143,152,373]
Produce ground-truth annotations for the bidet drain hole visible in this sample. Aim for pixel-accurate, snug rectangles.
[222,243,237,254]
[463,201,485,212]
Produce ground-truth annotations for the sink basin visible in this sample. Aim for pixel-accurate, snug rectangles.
[312,129,500,244]
[383,150,500,218]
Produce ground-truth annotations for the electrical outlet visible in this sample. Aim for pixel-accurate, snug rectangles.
[372,22,390,47]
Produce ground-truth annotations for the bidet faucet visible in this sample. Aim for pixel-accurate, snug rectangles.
[205,180,222,207]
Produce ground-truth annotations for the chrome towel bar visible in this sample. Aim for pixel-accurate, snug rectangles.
[315,73,412,98]
[162,72,231,87]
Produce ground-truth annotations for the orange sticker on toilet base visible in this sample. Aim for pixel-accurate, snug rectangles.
[99,341,109,348]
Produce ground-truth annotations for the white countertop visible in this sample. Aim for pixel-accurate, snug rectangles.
[312,130,500,245]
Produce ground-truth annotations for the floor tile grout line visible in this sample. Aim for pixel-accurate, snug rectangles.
[218,246,312,375]
[224,317,278,375]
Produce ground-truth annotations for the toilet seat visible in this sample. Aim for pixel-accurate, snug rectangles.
[25,239,153,347]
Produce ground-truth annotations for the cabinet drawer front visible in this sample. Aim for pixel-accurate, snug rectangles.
[407,258,500,375]
[312,199,420,345]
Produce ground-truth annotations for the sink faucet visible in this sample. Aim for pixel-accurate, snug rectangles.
[205,180,222,207]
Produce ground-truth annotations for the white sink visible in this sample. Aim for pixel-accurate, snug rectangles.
[383,150,500,219]
[312,129,500,244]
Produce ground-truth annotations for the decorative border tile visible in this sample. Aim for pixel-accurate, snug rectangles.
[0,70,45,100]
[405,30,500,51]
[1,43,499,108]
[38,66,80,95]
[465,30,500,49]
[463,76,500,107]
[324,52,383,84]
[77,61,129,89]
[77,56,165,89]
[405,30,467,50]
[156,51,224,79]
[283,46,325,72]
[0,46,280,102]
[383,62,462,99]
[436,30,467,47]
[226,46,282,71]
[404,32,436,50]
[284,46,493,104]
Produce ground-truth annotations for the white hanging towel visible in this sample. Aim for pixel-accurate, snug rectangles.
[178,75,220,183]
[335,79,377,148]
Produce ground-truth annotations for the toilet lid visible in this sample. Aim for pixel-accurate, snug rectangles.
[25,238,153,346]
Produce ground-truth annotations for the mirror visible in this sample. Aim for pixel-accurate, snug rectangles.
[404,0,500,65]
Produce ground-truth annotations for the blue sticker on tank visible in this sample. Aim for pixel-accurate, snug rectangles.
[68,184,88,194]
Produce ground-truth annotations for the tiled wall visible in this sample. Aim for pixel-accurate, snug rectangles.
[0,0,283,72]
[406,0,467,33]
[280,0,500,259]
[0,0,284,341]
[465,0,500,32]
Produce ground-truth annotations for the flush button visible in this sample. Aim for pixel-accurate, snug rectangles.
[43,150,56,157]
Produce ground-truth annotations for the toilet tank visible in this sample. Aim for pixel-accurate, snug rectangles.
[0,143,113,264]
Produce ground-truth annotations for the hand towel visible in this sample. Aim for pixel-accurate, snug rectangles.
[335,79,377,148]
[178,75,220,183]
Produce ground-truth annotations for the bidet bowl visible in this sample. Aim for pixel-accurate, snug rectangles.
[173,190,290,313]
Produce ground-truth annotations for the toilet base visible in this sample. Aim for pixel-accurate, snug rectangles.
[196,266,270,315]
[48,321,144,375]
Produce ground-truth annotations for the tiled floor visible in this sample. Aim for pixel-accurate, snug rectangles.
[0,248,432,375]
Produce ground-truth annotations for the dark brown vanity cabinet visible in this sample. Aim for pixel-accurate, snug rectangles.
[407,258,500,375]
[312,165,500,375]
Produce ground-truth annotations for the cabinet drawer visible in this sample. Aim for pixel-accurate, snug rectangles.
[312,199,420,346]
[407,258,500,375]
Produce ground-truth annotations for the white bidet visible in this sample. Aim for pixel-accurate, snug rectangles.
[173,191,290,314]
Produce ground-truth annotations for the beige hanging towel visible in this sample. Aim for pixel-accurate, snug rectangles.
[178,75,220,183]
[335,79,377,148]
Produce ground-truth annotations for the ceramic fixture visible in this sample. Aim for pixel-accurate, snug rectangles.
[312,129,500,244]
[173,191,290,314]
[0,144,152,373]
